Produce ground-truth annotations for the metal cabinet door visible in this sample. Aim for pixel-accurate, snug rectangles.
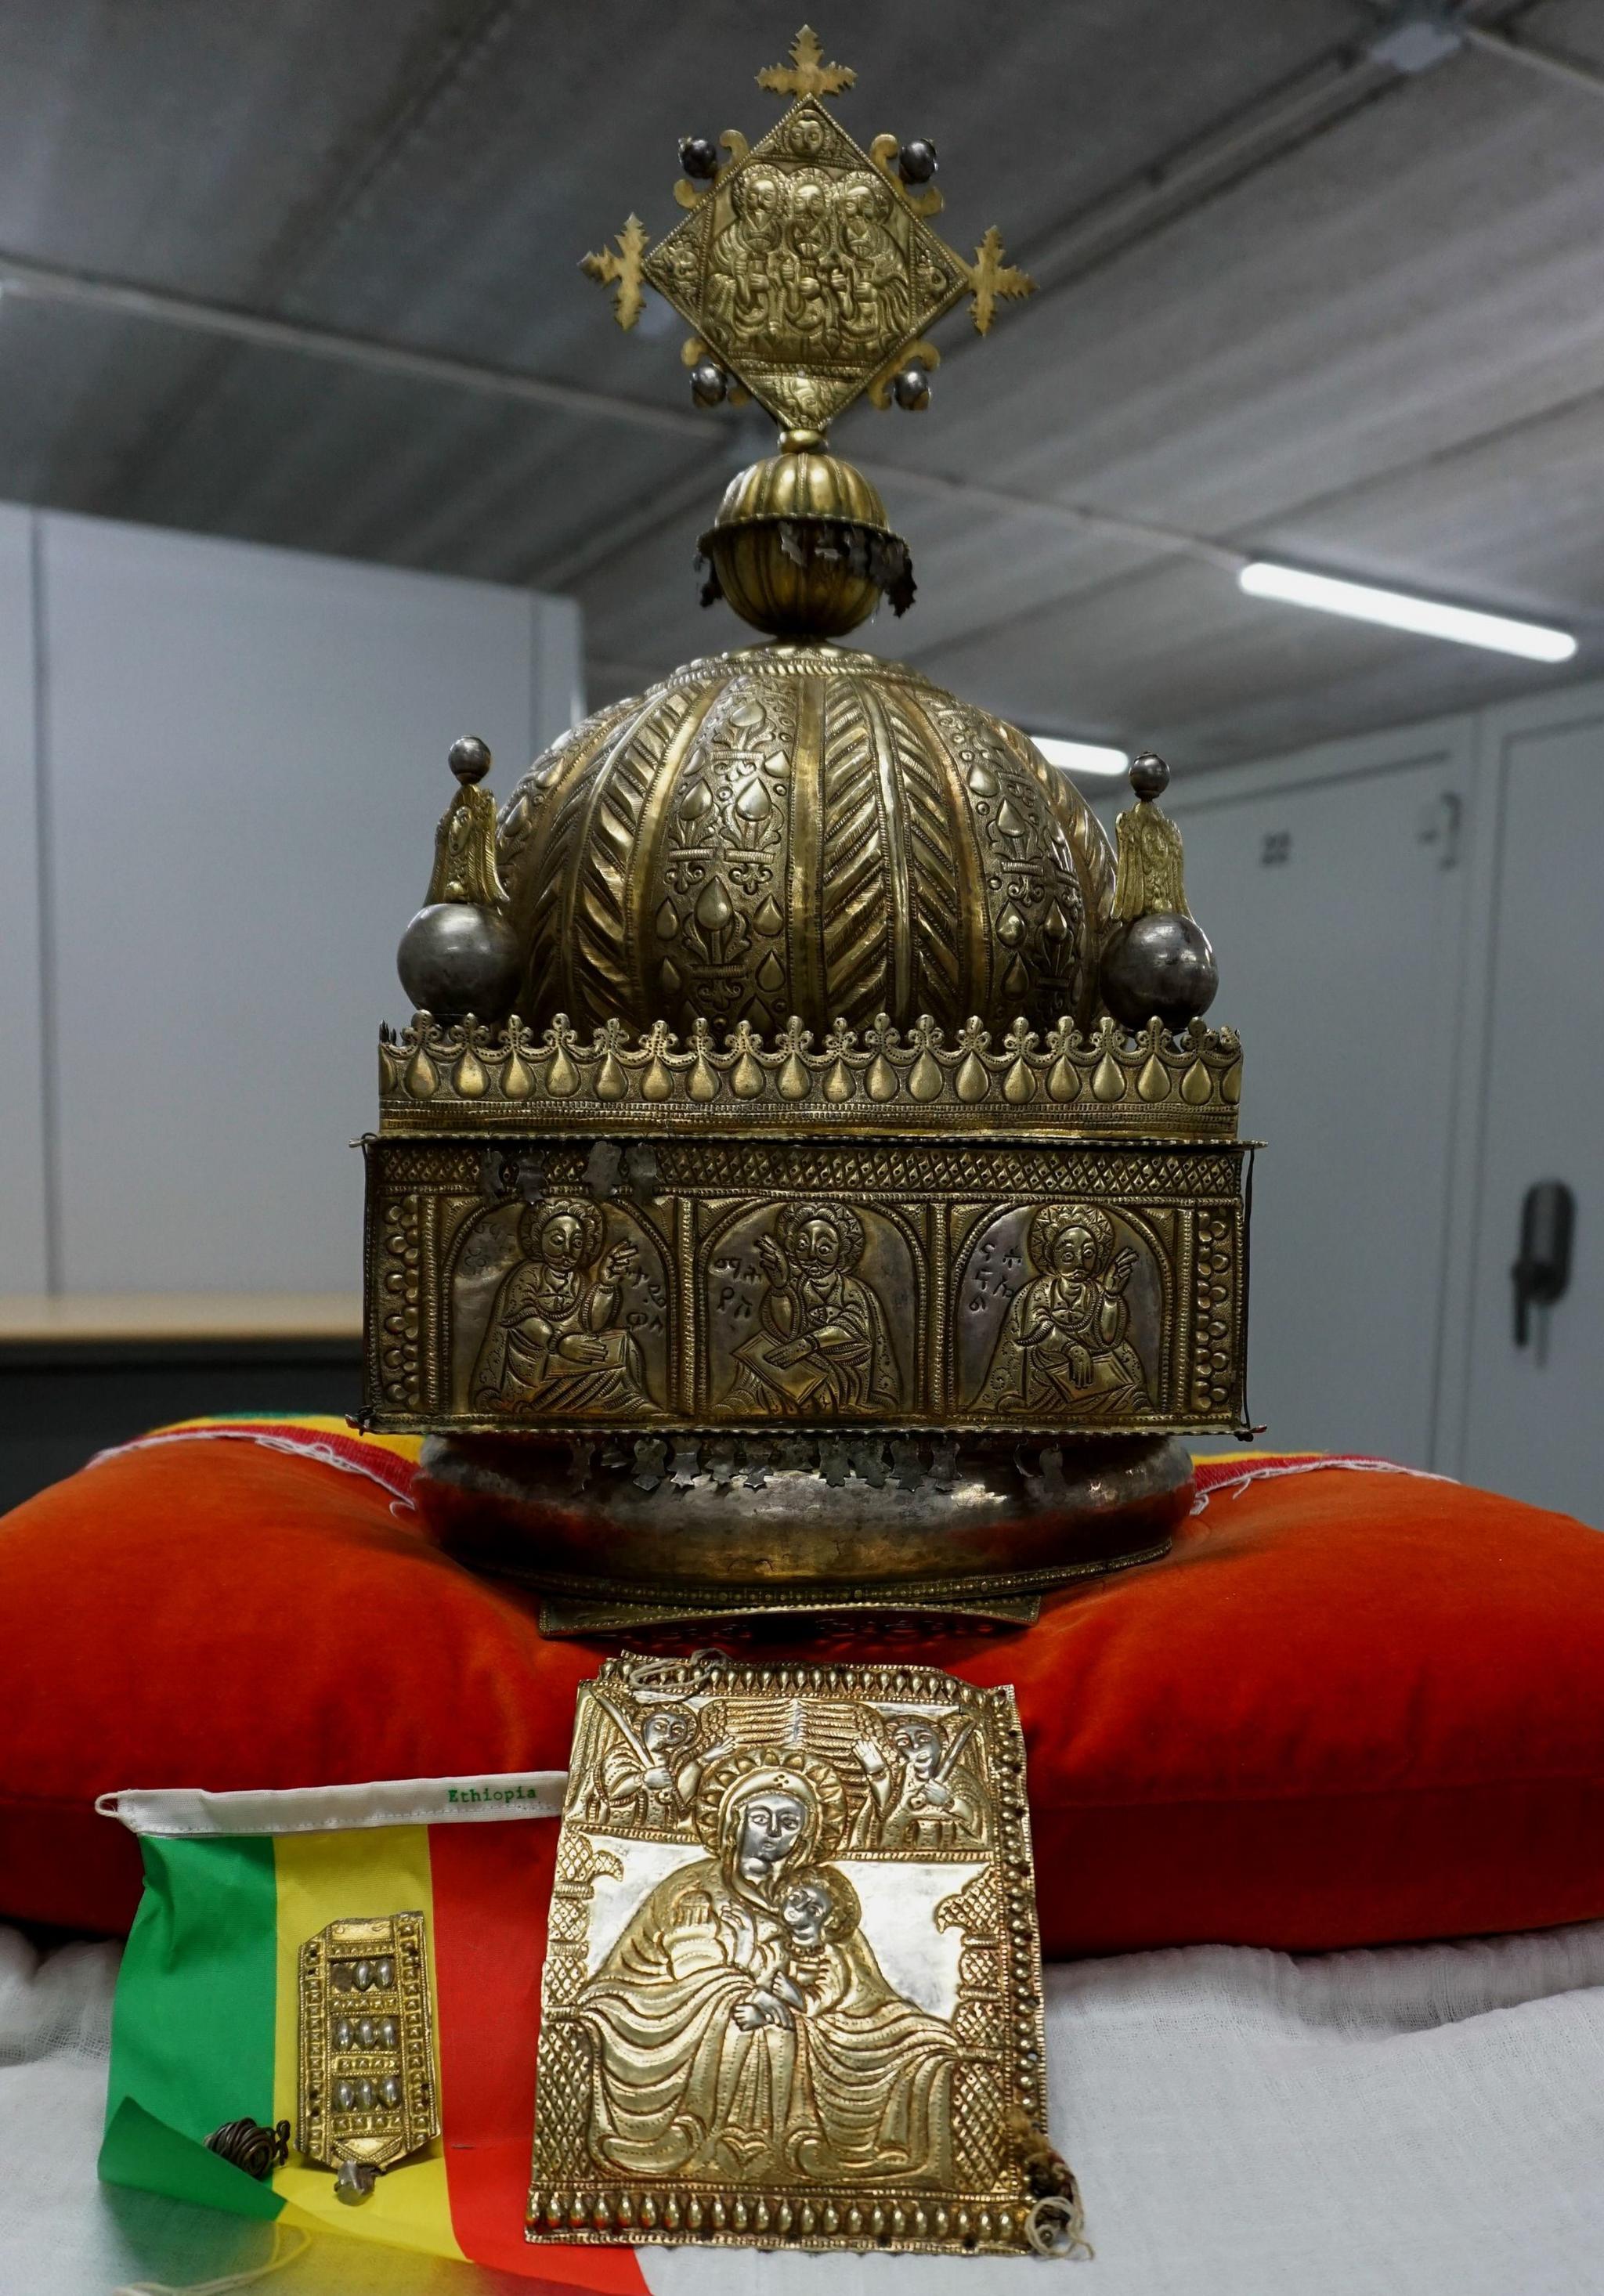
[1460,712,1604,1524]
[1158,744,1469,1464]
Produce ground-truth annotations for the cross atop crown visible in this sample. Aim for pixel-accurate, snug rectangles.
[581,25,1035,437]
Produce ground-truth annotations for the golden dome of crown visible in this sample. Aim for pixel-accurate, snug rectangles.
[496,638,1113,1042]
[385,23,1235,1133]
[367,25,1251,1518]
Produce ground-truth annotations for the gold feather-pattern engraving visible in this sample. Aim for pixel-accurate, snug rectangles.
[997,720,1116,943]
[518,695,680,1029]
[786,673,829,1031]
[570,696,692,1023]
[505,696,646,1025]
[818,680,893,1027]
[493,662,1120,1041]
[879,688,969,1026]
[921,699,1089,1027]
[499,696,637,892]
[853,680,916,1020]
[633,678,729,1022]
[511,715,627,1027]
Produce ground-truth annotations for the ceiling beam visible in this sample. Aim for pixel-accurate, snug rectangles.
[0,249,707,444]
[0,244,1241,581]
[854,463,1243,572]
[970,46,1393,318]
[883,366,1604,676]
[1460,21,1604,99]
[0,0,1574,618]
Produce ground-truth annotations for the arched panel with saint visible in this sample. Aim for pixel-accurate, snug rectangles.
[453,1196,668,1419]
[710,1200,907,1419]
[962,1202,1160,1422]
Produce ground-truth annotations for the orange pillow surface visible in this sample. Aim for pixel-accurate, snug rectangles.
[3,1430,1602,1956]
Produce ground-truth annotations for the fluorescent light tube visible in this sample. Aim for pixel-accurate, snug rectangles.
[1238,561,1577,663]
[1030,735,1129,776]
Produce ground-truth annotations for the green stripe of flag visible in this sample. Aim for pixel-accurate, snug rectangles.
[100,1834,281,2218]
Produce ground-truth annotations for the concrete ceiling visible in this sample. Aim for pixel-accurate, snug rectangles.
[2,0,1602,767]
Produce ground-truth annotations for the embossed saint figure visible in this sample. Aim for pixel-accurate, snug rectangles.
[574,1753,958,2186]
[706,164,783,341]
[471,1199,648,1414]
[836,175,908,342]
[587,1695,735,1832]
[851,1716,990,1853]
[776,171,834,351]
[727,1203,898,1416]
[980,1204,1151,1420]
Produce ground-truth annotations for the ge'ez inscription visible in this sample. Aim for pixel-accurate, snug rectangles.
[966,1232,1021,1310]
[712,1248,762,1326]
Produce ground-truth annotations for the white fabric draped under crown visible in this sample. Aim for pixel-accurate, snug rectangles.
[5,1916,1604,2293]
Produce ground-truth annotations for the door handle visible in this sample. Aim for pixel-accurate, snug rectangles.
[1416,789,1463,869]
[1512,1180,1575,1348]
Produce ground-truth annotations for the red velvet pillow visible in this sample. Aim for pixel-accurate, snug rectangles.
[4,1428,1602,1955]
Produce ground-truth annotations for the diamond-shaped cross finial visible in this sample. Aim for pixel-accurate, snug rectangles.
[580,27,1035,435]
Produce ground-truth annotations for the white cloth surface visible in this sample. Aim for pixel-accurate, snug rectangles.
[5,1919,1604,2296]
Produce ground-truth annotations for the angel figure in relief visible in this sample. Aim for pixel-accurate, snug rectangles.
[851,1714,990,1852]
[587,1695,735,1831]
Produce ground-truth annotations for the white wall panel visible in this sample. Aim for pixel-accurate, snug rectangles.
[38,515,567,1294]
[0,508,45,1291]
[531,591,585,753]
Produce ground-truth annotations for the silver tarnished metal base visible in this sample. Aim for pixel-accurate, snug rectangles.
[414,1431,1192,1634]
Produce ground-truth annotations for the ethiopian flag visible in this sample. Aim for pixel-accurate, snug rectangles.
[99,1772,645,2291]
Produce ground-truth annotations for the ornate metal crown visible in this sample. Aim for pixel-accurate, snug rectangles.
[363,27,1250,1464]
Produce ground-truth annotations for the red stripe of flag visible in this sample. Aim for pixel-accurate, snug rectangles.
[430,1817,648,2292]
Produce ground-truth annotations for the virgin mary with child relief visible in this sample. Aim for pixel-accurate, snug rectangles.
[576,1749,959,2186]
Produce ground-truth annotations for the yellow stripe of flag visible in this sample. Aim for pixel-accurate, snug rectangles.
[270,1825,464,2262]
[156,1413,424,1466]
